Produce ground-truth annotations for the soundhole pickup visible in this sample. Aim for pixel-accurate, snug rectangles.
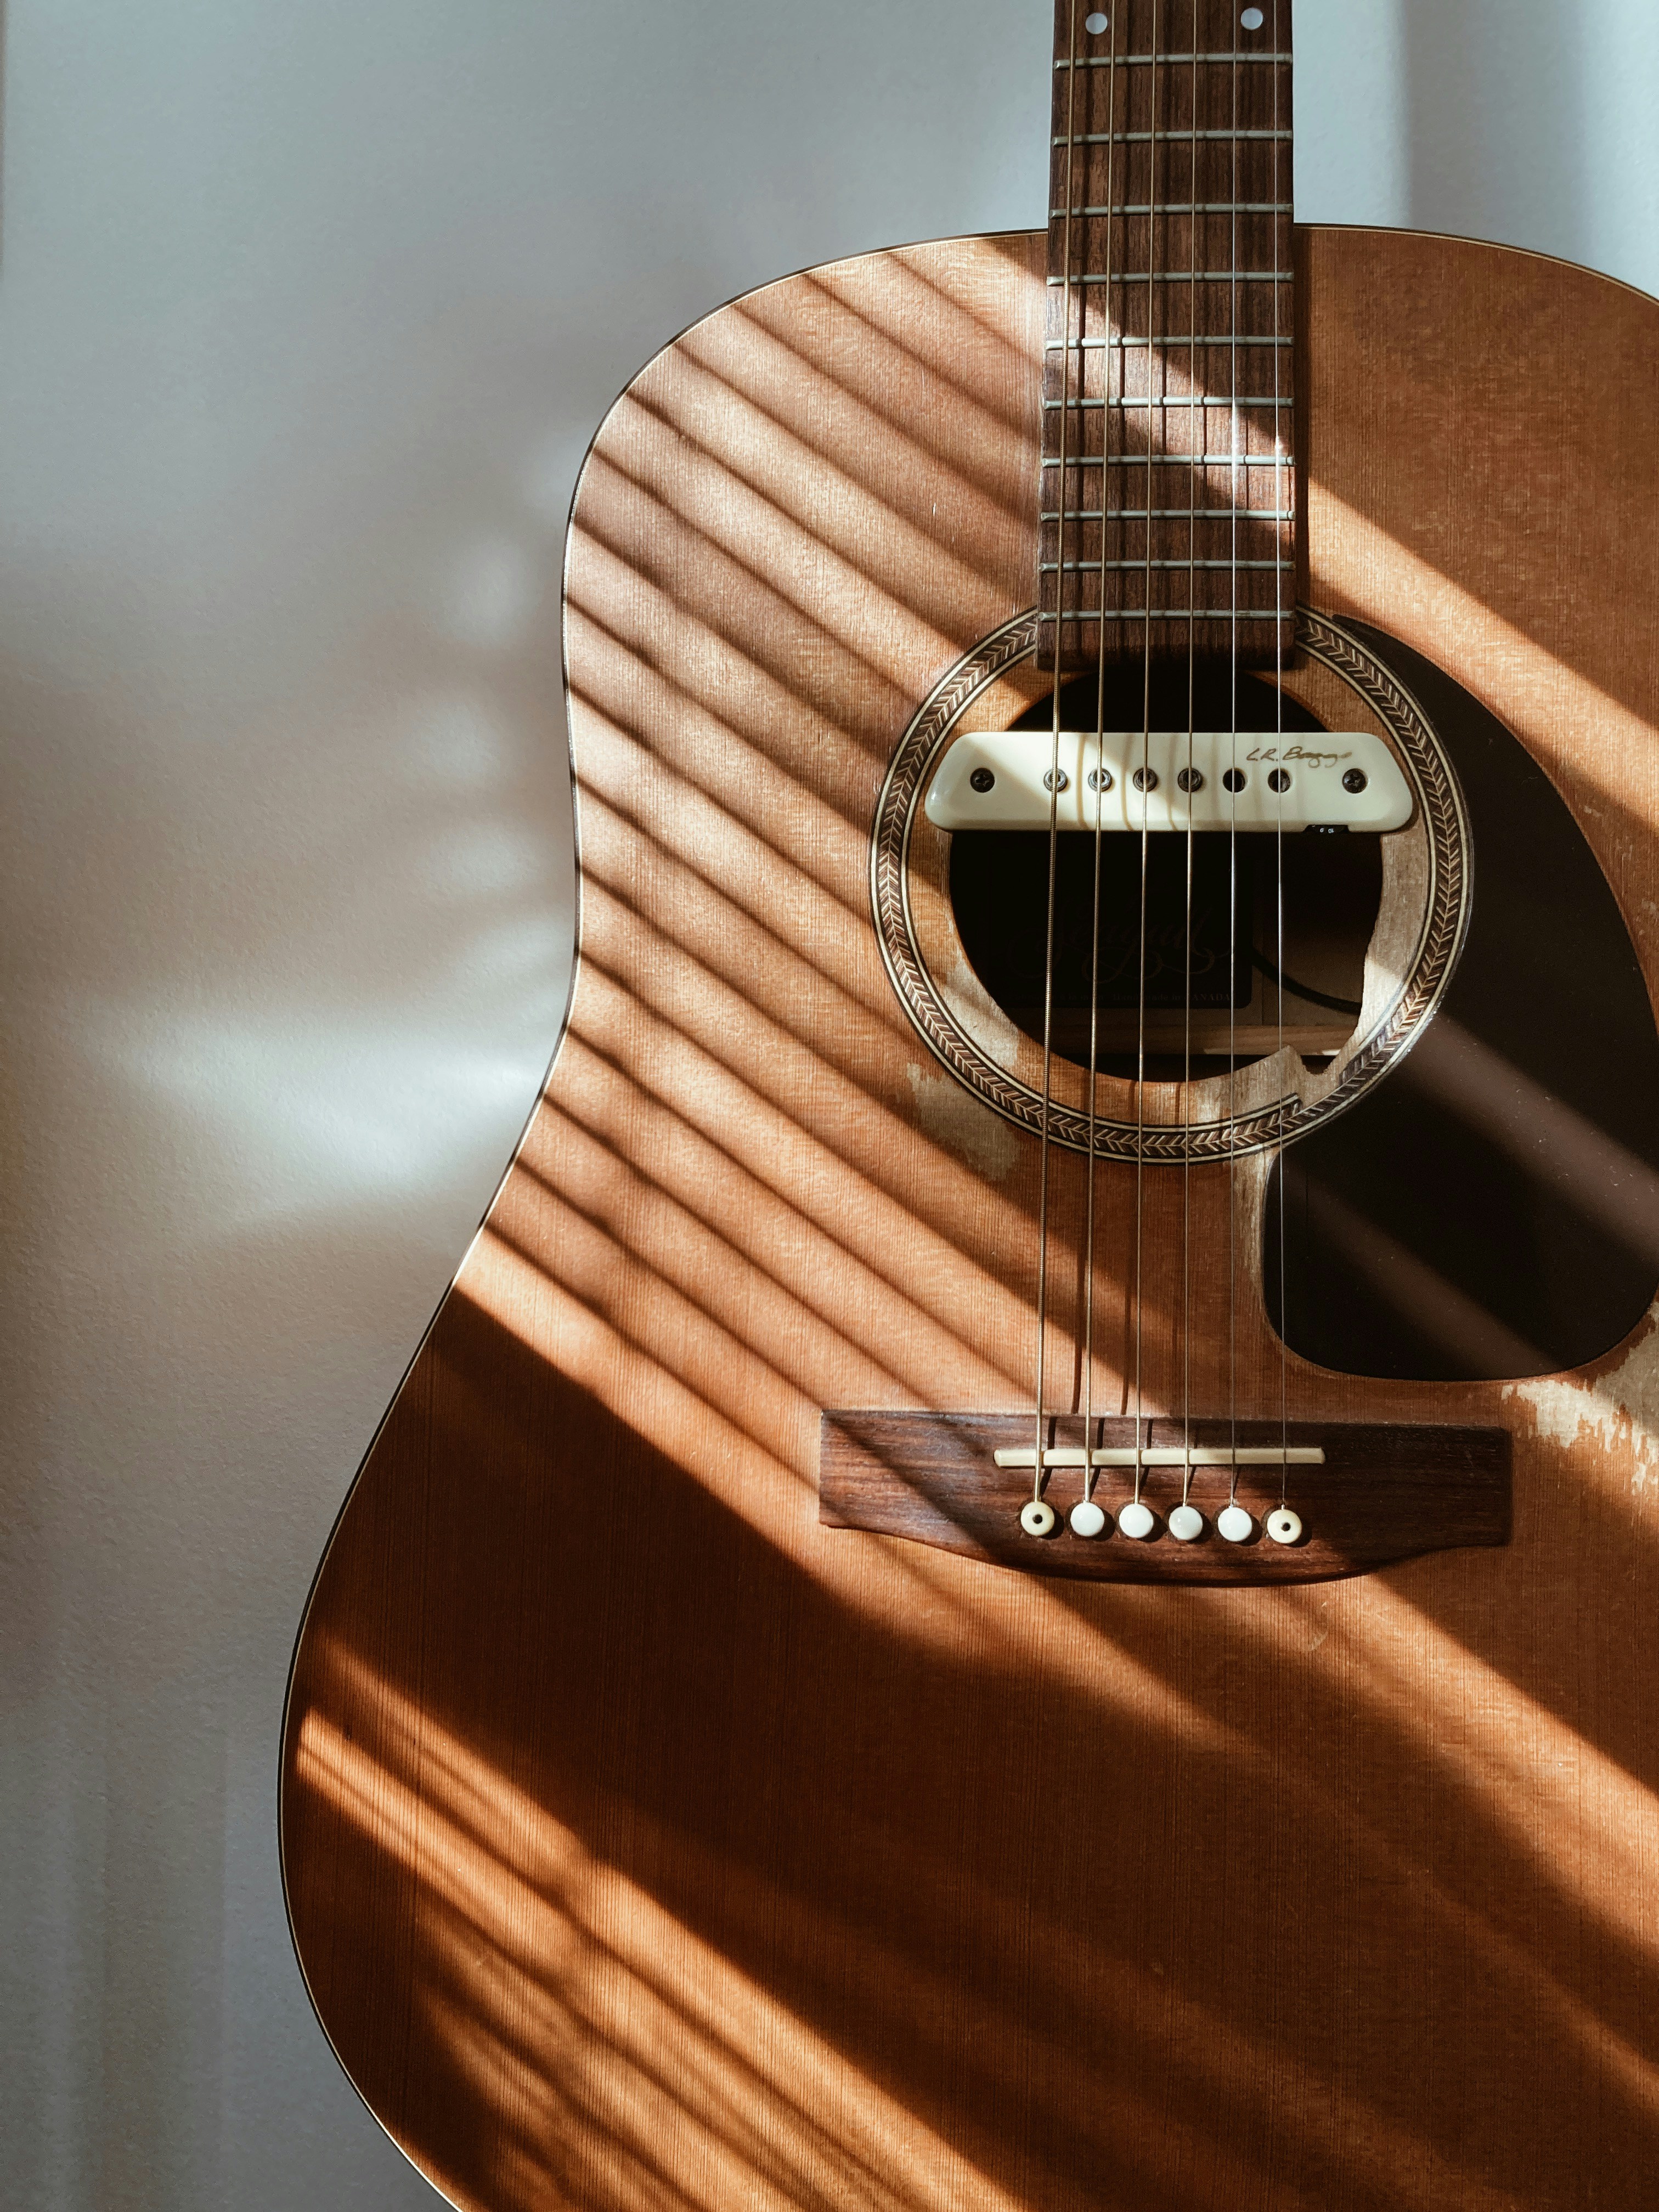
[819,1413,1510,1585]
[925,729,1412,834]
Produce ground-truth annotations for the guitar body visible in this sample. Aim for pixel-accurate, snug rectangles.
[282,227,1659,2211]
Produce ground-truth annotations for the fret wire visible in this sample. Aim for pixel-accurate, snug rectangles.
[1055,131,1293,144]
[1037,611,1296,623]
[1045,337,1293,349]
[1043,454,1294,467]
[1046,559,1295,572]
[1055,54,1294,66]
[1048,273,1294,285]
[1051,203,1293,216]
[1041,2,1299,649]
[1041,509,1296,521]
[1044,396,1293,410]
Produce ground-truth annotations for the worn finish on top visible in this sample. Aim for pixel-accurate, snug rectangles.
[282,227,1659,2212]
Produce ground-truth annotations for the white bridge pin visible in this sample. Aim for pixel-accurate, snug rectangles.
[1020,1498,1058,1537]
[1069,1498,1108,1538]
[1217,1503,1255,1544]
[1266,1508,1304,1545]
[1118,1499,1156,1541]
[1167,1503,1205,1543]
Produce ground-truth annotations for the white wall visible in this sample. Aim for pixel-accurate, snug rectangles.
[2,3,1653,2205]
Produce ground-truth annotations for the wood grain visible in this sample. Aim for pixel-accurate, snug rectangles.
[280,227,1659,2212]
[1043,0,1296,667]
[820,1413,1511,1582]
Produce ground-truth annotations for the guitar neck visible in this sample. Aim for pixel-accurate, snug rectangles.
[1041,0,1297,673]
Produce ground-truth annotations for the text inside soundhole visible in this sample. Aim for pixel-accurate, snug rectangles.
[948,669,1384,1081]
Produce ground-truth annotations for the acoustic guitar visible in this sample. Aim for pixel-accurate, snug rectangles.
[281,4,1659,2205]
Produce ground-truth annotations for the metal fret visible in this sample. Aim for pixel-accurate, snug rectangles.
[1056,130,1292,144]
[1043,454,1293,469]
[1044,396,1291,411]
[1041,509,1296,521]
[1052,203,1293,216]
[1044,2,1298,665]
[1046,336,1294,349]
[1047,272,1293,285]
[1054,54,1294,66]
[1044,558,1294,572]
[1037,610,1285,623]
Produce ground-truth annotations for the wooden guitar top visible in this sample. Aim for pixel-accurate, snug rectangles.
[281,227,1659,2212]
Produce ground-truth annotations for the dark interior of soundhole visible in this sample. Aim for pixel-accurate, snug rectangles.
[948,666,1383,1079]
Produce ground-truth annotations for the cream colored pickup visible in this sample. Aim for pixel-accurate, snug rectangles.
[925,727,1413,833]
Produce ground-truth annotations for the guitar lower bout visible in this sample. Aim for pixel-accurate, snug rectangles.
[280,215,1659,2212]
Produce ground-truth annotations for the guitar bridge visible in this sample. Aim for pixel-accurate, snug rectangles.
[819,1413,1510,1585]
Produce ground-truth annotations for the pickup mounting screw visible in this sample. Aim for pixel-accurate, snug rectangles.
[1342,768,1368,793]
[969,767,995,793]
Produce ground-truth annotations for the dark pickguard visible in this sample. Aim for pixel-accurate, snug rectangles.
[1266,623,1659,1381]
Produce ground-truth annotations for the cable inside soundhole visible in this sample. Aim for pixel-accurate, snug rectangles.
[947,668,1384,1079]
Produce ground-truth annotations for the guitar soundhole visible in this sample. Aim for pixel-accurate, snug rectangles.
[948,668,1383,1080]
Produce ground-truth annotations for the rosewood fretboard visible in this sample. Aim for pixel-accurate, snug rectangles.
[1042,0,1297,670]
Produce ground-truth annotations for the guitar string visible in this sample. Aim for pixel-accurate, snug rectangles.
[1054,1,1289,1522]
[1273,0,1291,1506]
[1033,0,1086,1515]
[1132,0,1164,1514]
[1227,0,1242,1505]
[1180,0,1200,1512]
[1081,4,1123,1507]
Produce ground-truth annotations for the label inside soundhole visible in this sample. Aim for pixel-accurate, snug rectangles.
[870,606,1467,1163]
[947,665,1383,1084]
